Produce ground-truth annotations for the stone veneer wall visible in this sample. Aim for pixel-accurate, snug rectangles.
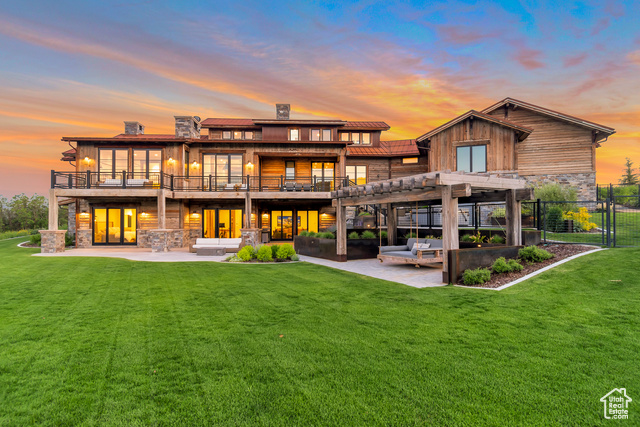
[39,230,66,253]
[77,229,92,248]
[524,172,596,201]
[67,202,76,235]
[188,229,202,252]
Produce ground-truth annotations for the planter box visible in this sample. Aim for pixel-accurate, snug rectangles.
[294,236,386,261]
[459,242,505,249]
[447,245,524,283]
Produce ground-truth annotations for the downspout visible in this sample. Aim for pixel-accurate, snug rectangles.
[67,141,76,168]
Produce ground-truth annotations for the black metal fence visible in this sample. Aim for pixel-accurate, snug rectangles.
[541,197,640,247]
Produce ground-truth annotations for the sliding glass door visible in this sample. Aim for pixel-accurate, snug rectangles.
[203,209,243,238]
[93,208,137,245]
[270,209,318,240]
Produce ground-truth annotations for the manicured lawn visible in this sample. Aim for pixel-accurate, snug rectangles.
[0,239,638,425]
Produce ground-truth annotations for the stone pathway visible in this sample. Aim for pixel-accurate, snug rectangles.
[32,247,445,288]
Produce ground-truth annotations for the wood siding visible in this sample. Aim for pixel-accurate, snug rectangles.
[487,107,595,175]
[428,119,517,172]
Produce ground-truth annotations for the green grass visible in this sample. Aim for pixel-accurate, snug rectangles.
[1,239,639,425]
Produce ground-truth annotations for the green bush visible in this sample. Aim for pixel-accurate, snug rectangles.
[507,259,524,272]
[65,233,74,247]
[348,231,360,239]
[30,233,42,245]
[276,243,296,260]
[491,257,511,274]
[489,234,505,244]
[290,254,300,261]
[226,255,242,263]
[270,244,280,259]
[462,268,491,285]
[317,232,335,239]
[460,234,474,242]
[357,212,372,216]
[0,230,34,240]
[256,245,273,262]
[379,230,388,239]
[237,245,256,262]
[545,206,564,232]
[404,232,417,238]
[535,183,578,212]
[360,230,376,239]
[299,230,310,237]
[306,231,318,237]
[491,207,506,219]
[519,246,553,263]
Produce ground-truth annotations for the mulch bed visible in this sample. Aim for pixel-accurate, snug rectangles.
[458,244,597,289]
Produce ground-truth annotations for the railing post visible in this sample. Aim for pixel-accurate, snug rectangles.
[259,174,262,191]
[68,173,73,189]
[313,175,317,191]
[50,170,55,189]
[246,174,250,192]
[170,174,174,191]
[209,174,212,192]
[474,203,479,232]
[86,170,91,189]
[280,175,283,189]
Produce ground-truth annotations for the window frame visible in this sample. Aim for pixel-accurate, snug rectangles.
[132,148,163,179]
[455,144,487,173]
[289,128,300,141]
[222,131,232,139]
[346,165,367,185]
[402,157,419,164]
[285,160,295,180]
[98,148,129,179]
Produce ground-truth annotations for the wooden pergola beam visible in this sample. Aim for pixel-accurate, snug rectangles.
[336,184,471,207]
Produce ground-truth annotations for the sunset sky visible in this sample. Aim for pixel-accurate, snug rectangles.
[0,0,639,197]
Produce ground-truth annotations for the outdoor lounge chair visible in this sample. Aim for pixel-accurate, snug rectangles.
[377,238,443,267]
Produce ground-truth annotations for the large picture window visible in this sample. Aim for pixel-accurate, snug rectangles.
[346,165,367,185]
[311,129,332,141]
[203,153,243,189]
[133,149,162,180]
[99,148,128,179]
[456,145,487,173]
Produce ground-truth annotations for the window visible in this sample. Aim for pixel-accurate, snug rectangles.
[289,129,299,141]
[202,153,244,189]
[233,131,243,140]
[311,129,332,141]
[244,131,253,140]
[340,132,371,145]
[340,132,350,141]
[402,157,419,164]
[361,132,371,145]
[203,209,243,238]
[222,131,231,139]
[99,148,128,178]
[346,165,367,185]
[133,149,162,180]
[351,133,360,144]
[184,148,190,178]
[312,162,335,190]
[285,161,295,180]
[456,145,487,172]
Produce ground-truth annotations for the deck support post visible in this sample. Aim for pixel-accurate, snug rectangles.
[336,198,347,262]
[386,203,397,245]
[48,188,58,230]
[442,185,459,283]
[505,189,522,246]
[157,190,166,229]
[244,193,252,229]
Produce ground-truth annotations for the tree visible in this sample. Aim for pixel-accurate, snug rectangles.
[619,157,639,185]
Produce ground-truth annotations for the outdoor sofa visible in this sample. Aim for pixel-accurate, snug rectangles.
[192,238,242,256]
[377,238,443,267]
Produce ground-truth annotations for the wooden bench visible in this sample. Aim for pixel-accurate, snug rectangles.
[192,238,242,256]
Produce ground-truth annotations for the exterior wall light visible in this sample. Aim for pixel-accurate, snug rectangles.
[167,157,176,165]
[191,160,200,169]
[245,162,254,170]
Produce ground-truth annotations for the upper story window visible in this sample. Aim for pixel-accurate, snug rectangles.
[339,132,371,145]
[311,129,332,141]
[99,148,128,178]
[285,161,295,180]
[133,149,162,178]
[233,131,243,140]
[346,165,367,185]
[402,157,419,164]
[244,131,254,140]
[456,145,486,172]
[289,129,300,141]
[222,131,232,139]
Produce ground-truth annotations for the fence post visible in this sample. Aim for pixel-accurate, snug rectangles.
[542,202,546,244]
[605,198,611,247]
[536,199,542,230]
[609,183,613,200]
[612,197,616,247]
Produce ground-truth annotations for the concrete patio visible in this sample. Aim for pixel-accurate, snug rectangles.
[31,246,444,288]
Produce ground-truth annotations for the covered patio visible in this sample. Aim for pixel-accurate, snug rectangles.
[331,171,534,282]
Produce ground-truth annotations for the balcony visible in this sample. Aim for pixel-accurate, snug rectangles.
[51,171,353,192]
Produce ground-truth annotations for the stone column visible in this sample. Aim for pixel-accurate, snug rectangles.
[336,198,347,262]
[441,185,459,283]
[505,189,522,246]
[39,230,66,253]
[240,228,261,248]
[149,229,170,252]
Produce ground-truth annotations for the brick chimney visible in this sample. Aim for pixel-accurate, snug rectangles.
[124,121,144,135]
[174,116,201,139]
[276,104,290,120]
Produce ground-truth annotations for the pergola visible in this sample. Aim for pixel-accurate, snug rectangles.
[331,171,534,280]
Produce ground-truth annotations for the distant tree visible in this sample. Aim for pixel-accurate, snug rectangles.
[619,157,639,185]
[0,196,7,232]
[2,194,49,231]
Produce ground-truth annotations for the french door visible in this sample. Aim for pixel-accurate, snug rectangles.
[93,208,137,245]
[270,209,319,240]
[203,209,243,238]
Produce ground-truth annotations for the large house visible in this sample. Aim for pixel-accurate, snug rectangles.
[50,99,614,251]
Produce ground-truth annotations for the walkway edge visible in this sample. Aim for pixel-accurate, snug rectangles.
[455,247,607,291]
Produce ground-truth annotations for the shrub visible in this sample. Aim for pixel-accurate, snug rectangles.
[276,243,296,260]
[545,206,564,232]
[357,212,372,216]
[0,230,34,240]
[491,257,511,274]
[290,254,300,261]
[299,230,310,237]
[518,245,553,263]
[379,230,388,239]
[491,207,506,219]
[226,255,243,263]
[30,233,42,245]
[317,232,335,239]
[535,183,578,212]
[360,230,376,239]
[404,232,417,238]
[563,207,597,232]
[507,259,523,272]
[348,231,360,239]
[270,244,280,259]
[462,268,491,285]
[469,231,485,243]
[306,231,318,237]
[237,245,256,262]
[460,234,474,242]
[256,245,273,262]
[65,233,74,247]
[425,234,442,239]
[489,234,505,244]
